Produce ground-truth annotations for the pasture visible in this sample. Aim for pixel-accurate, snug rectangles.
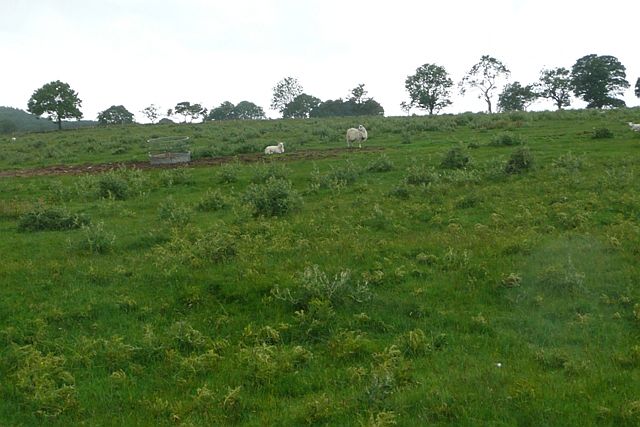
[1,109,640,425]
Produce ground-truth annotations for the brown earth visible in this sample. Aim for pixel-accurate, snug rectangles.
[0,147,385,178]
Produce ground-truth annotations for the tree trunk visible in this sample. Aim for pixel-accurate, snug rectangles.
[57,118,62,130]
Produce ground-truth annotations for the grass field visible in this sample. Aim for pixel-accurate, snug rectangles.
[1,109,640,425]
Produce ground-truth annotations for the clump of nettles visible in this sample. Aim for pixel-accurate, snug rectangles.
[440,145,470,169]
[504,146,534,174]
[490,131,525,146]
[366,154,395,172]
[18,205,90,232]
[592,127,613,139]
[243,177,302,217]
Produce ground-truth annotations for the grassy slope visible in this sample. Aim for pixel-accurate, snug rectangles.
[1,109,640,425]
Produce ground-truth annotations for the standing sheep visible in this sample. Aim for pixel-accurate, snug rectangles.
[346,125,368,148]
[628,122,640,132]
[264,142,285,155]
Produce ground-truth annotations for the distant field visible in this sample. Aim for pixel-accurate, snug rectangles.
[1,109,640,425]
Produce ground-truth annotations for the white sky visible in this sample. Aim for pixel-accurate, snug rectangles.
[2,0,639,121]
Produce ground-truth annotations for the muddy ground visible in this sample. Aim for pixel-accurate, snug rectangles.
[0,147,385,178]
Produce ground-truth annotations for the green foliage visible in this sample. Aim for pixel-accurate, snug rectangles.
[18,205,89,231]
[366,154,395,172]
[97,105,135,125]
[490,131,525,146]
[27,80,83,130]
[97,172,130,200]
[592,127,614,139]
[242,177,302,217]
[460,55,511,113]
[151,226,236,273]
[571,54,630,108]
[440,145,470,169]
[497,81,538,112]
[504,146,534,173]
[282,93,321,119]
[173,101,207,123]
[195,189,228,211]
[404,63,453,115]
[10,345,77,417]
[538,67,573,109]
[78,221,115,254]
[271,76,303,115]
[158,197,192,226]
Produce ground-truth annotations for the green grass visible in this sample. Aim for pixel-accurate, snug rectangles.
[1,108,640,425]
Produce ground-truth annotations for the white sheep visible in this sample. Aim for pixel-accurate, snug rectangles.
[264,142,285,155]
[10,137,16,142]
[628,122,640,132]
[346,125,368,148]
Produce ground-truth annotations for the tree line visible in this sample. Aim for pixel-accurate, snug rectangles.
[21,53,640,130]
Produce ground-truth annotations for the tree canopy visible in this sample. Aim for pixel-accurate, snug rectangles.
[497,82,537,112]
[97,105,135,125]
[460,55,510,114]
[404,63,453,115]
[27,80,83,130]
[271,77,303,116]
[140,104,160,124]
[537,67,573,110]
[173,102,207,123]
[635,77,640,98]
[571,54,629,108]
[207,101,265,120]
[282,94,322,119]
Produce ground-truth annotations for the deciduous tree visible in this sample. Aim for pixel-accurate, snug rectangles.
[282,94,321,118]
[459,55,510,113]
[405,63,453,115]
[141,104,160,123]
[497,82,537,112]
[271,77,303,116]
[27,80,83,130]
[537,67,573,110]
[97,105,135,125]
[571,54,629,108]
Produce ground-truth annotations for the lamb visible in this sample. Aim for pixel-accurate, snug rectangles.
[628,122,640,132]
[264,142,285,155]
[346,125,368,148]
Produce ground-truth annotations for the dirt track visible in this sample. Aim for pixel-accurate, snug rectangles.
[0,147,385,178]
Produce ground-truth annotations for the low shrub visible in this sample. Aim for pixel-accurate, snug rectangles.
[18,205,90,232]
[195,189,228,212]
[490,132,525,146]
[366,154,394,173]
[97,172,129,200]
[78,222,115,254]
[243,177,302,217]
[504,146,534,174]
[440,145,470,169]
[592,127,613,139]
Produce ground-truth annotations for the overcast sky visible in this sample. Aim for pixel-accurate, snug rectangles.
[2,0,639,121]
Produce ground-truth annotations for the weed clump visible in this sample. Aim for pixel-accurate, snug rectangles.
[440,145,470,169]
[195,189,228,212]
[10,344,77,417]
[18,205,90,232]
[404,164,438,186]
[97,172,129,200]
[243,177,302,217]
[366,154,395,172]
[504,146,534,174]
[490,132,525,146]
[592,127,613,139]
[78,221,115,254]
